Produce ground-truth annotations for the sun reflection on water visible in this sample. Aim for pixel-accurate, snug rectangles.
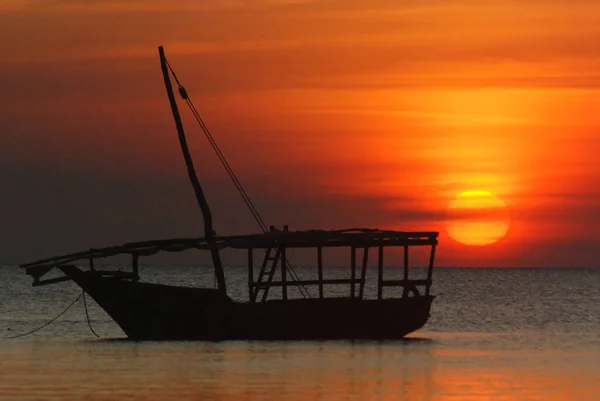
[1,336,598,401]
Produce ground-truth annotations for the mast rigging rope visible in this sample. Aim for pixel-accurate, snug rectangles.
[165,59,310,299]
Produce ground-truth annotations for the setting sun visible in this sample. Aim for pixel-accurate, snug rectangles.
[446,190,510,246]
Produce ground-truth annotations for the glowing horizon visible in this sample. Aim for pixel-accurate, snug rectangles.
[1,0,599,267]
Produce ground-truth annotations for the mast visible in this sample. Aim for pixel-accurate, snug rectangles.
[158,46,227,294]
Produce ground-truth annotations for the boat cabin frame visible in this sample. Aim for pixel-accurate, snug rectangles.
[22,227,438,302]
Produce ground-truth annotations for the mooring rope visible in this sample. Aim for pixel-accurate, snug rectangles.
[3,293,83,339]
[3,290,100,339]
[82,291,100,338]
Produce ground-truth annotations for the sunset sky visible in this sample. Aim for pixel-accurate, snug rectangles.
[1,0,599,267]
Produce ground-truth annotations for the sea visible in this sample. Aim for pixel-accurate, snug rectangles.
[0,266,599,401]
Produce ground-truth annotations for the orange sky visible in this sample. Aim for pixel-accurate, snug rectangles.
[1,0,600,266]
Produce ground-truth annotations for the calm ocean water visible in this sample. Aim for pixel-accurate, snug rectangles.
[1,266,599,400]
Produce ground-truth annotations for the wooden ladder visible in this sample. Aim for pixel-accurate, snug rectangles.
[250,247,281,302]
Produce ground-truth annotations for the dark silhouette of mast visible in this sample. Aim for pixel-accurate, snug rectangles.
[158,46,227,294]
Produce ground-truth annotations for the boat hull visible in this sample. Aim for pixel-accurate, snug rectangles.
[60,266,434,341]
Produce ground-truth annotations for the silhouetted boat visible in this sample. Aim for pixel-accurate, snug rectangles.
[21,47,439,341]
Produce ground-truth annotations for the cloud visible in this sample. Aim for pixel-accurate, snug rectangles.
[3,0,600,267]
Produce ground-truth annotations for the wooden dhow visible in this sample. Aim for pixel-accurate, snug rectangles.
[21,47,439,341]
